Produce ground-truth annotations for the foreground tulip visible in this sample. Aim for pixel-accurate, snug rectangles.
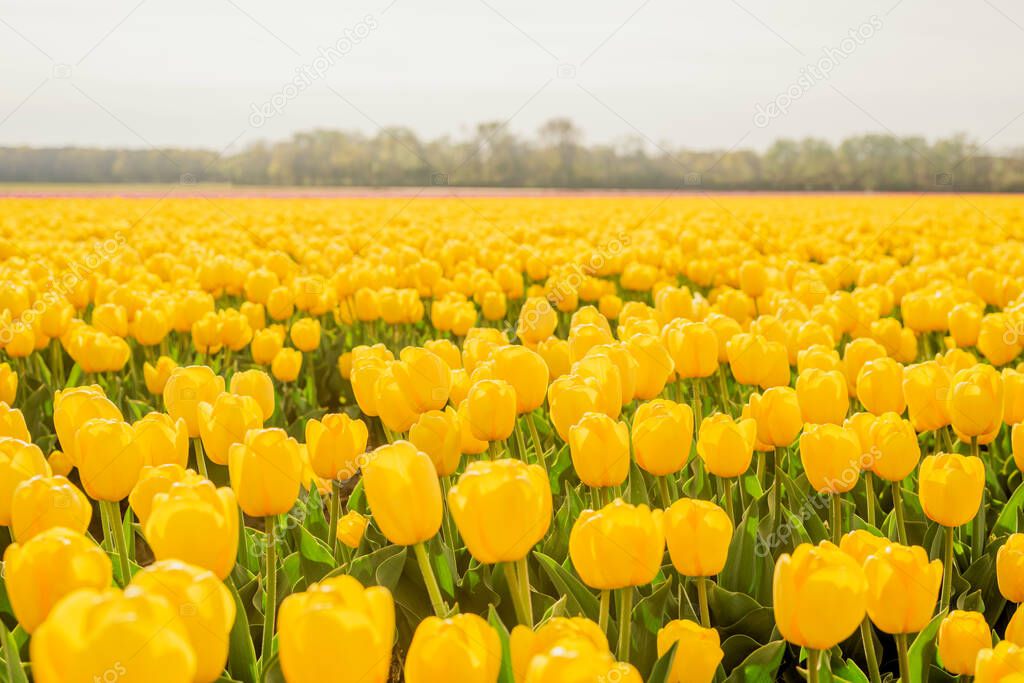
[569,412,630,488]
[129,464,204,526]
[31,586,197,683]
[796,368,849,425]
[0,402,29,441]
[464,379,518,443]
[144,478,239,580]
[774,541,867,664]
[510,618,609,682]
[523,637,640,683]
[919,453,984,527]
[863,542,942,679]
[657,619,724,683]
[10,474,91,541]
[663,496,732,627]
[364,441,446,615]
[131,560,235,683]
[133,412,189,468]
[405,614,501,683]
[975,641,1024,683]
[278,576,394,683]
[631,399,693,479]
[75,419,144,502]
[697,412,757,479]
[162,365,225,437]
[998,533,1024,602]
[938,610,991,676]
[4,528,112,633]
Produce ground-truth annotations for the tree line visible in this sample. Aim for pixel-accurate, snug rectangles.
[2,119,1023,191]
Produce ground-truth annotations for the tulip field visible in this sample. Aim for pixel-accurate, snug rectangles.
[6,192,1024,682]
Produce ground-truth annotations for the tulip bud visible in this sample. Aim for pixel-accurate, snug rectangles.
[229,369,275,421]
[631,399,693,476]
[863,543,942,634]
[30,586,197,682]
[773,541,867,649]
[948,364,1003,439]
[363,441,442,546]
[856,357,906,416]
[902,361,952,432]
[198,393,264,466]
[975,641,1024,682]
[405,614,501,683]
[163,366,225,438]
[697,413,757,478]
[448,459,551,563]
[11,474,91,541]
[228,428,302,517]
[569,412,630,488]
[569,499,664,589]
[278,576,394,683]
[796,368,849,425]
[839,529,890,566]
[799,424,862,494]
[145,477,239,579]
[133,411,189,469]
[336,510,368,549]
[998,533,1024,602]
[664,498,732,577]
[271,348,303,382]
[918,453,985,527]
[464,379,517,442]
[664,321,718,379]
[747,387,803,447]
[868,412,920,481]
[409,407,461,477]
[937,610,992,676]
[4,527,111,633]
[657,619,724,683]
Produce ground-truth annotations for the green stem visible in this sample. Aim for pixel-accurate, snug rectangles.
[504,562,529,626]
[831,493,843,545]
[617,587,634,662]
[722,477,735,525]
[893,481,908,545]
[896,633,910,683]
[808,649,821,683]
[526,414,546,470]
[516,556,533,626]
[861,618,882,683]
[696,575,711,627]
[414,542,446,617]
[772,447,782,524]
[442,476,460,551]
[102,500,131,585]
[971,436,985,561]
[658,476,673,508]
[99,497,113,552]
[513,417,528,460]
[328,480,342,563]
[599,589,611,634]
[941,524,955,613]
[0,621,16,683]
[194,437,209,478]
[865,472,876,528]
[488,440,500,460]
[261,514,278,669]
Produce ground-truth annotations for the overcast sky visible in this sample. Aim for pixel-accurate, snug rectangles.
[2,0,1023,153]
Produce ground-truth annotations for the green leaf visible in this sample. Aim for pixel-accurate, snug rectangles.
[995,481,1024,536]
[646,642,678,683]
[226,578,259,683]
[908,608,947,683]
[297,526,334,585]
[487,604,516,683]
[346,545,406,587]
[532,551,599,621]
[0,622,29,683]
[376,546,408,592]
[720,508,762,596]
[723,640,785,683]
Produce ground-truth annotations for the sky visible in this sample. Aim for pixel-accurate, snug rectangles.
[2,0,1024,154]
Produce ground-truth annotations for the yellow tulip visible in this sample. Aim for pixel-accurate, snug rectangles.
[464,379,517,442]
[129,464,204,527]
[271,347,303,382]
[10,474,91,541]
[632,399,694,476]
[746,387,803,447]
[409,407,461,477]
[799,423,862,494]
[569,412,630,488]
[4,527,112,633]
[133,411,189,468]
[405,614,501,683]
[53,385,122,465]
[523,637,640,683]
[773,541,867,649]
[664,321,718,379]
[796,368,849,425]
[664,498,732,577]
[492,345,550,413]
[145,478,239,579]
[163,365,225,438]
[948,364,1004,439]
[657,619,724,683]
[727,333,790,388]
[938,610,991,676]
[0,362,17,404]
[537,337,572,380]
[251,326,284,365]
[569,499,664,589]
[229,368,276,421]
[449,458,551,563]
[510,618,609,683]
[868,412,921,481]
[975,641,1024,683]
[918,453,985,527]
[228,428,303,517]
[30,586,197,683]
[290,317,321,352]
[143,355,177,395]
[998,533,1024,602]
[363,441,442,546]
[336,510,368,549]
[839,529,890,566]
[697,412,757,478]
[626,333,674,400]
[902,361,952,432]
[856,357,906,415]
[278,576,394,683]
[0,402,29,441]
[863,543,943,634]
[306,412,369,480]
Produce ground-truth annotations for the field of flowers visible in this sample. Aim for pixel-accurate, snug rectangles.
[3,193,1024,682]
